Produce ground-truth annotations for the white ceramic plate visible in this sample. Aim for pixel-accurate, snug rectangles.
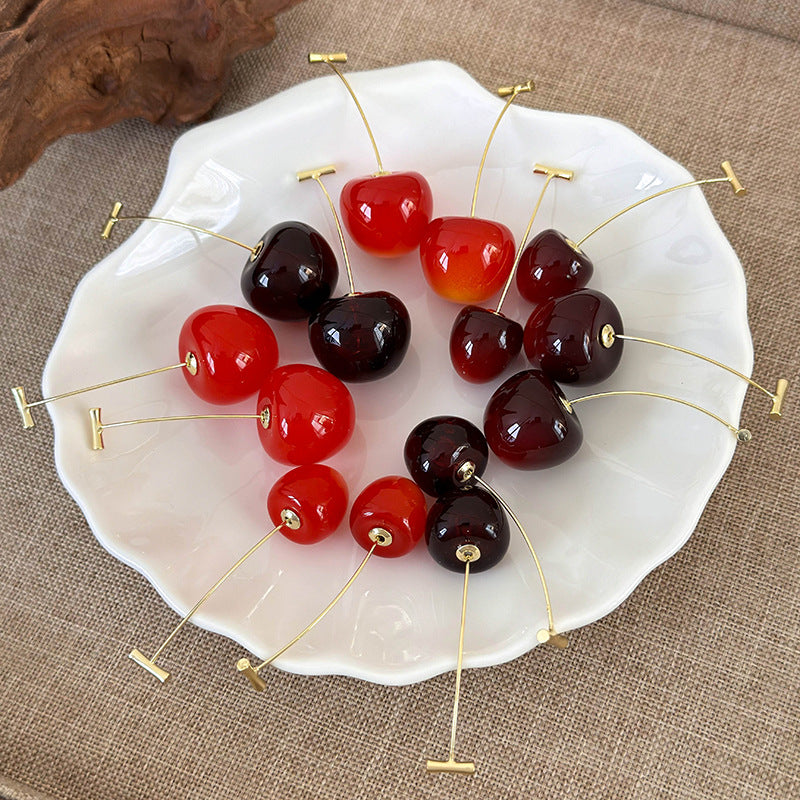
[42,61,751,685]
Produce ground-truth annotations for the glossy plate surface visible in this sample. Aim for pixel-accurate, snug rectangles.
[43,61,751,685]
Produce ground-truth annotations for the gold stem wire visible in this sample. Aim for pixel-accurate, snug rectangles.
[101,202,259,256]
[494,164,573,313]
[298,166,356,295]
[310,53,386,175]
[566,390,751,441]
[469,80,533,218]
[473,476,565,647]
[574,161,744,248]
[129,524,284,682]
[615,334,774,397]
[252,543,377,672]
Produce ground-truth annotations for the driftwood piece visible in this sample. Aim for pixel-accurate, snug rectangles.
[0,0,301,188]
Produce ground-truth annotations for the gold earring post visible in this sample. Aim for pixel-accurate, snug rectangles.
[600,325,788,421]
[101,201,264,261]
[11,352,198,430]
[297,165,356,295]
[493,163,574,314]
[472,475,567,649]
[89,406,270,450]
[236,529,393,691]
[426,543,479,775]
[571,160,745,251]
[308,52,387,176]
[470,80,534,218]
[563,391,752,443]
[130,517,297,682]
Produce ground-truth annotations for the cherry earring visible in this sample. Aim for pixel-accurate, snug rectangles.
[522,288,788,418]
[129,464,348,682]
[299,165,411,381]
[102,202,339,322]
[236,474,427,690]
[309,52,433,257]
[90,362,356,466]
[11,304,279,428]
[515,160,745,304]
[419,79,533,303]
[449,163,574,382]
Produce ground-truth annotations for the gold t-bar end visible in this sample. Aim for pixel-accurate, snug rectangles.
[236,658,267,692]
[101,202,124,239]
[426,759,476,775]
[129,649,170,683]
[537,628,569,649]
[770,378,789,420]
[721,161,745,196]
[297,166,337,182]
[497,79,534,97]
[89,408,105,450]
[308,52,347,63]
[534,164,574,181]
[11,386,34,428]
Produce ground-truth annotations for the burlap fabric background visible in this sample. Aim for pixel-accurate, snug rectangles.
[1,1,797,798]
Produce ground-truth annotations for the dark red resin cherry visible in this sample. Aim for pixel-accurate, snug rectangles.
[178,305,279,405]
[340,172,434,257]
[515,229,594,305]
[308,291,411,382]
[268,464,349,545]
[483,369,583,469]
[524,289,624,385]
[404,416,489,497]
[349,476,427,558]
[449,305,523,383]
[426,487,509,574]
[256,364,355,465]
[241,222,338,321]
[419,217,515,303]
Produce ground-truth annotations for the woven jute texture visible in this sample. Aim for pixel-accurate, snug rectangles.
[1,1,798,799]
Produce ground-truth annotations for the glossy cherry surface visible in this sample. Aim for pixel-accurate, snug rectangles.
[178,305,279,405]
[256,364,355,465]
[349,476,427,558]
[241,222,338,321]
[308,291,411,382]
[268,464,349,545]
[426,487,509,574]
[515,228,594,305]
[524,289,624,385]
[449,305,523,383]
[419,216,515,303]
[404,416,489,497]
[340,172,433,257]
[483,369,583,469]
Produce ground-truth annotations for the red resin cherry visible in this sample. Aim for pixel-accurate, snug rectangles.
[483,369,583,469]
[426,487,509,574]
[404,416,489,497]
[340,172,433,257]
[267,464,349,545]
[449,305,523,383]
[524,289,624,384]
[419,216,515,303]
[256,364,355,465]
[515,228,594,305]
[349,476,427,558]
[178,305,279,405]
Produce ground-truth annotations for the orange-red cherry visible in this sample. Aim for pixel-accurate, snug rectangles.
[178,305,279,405]
[268,464,349,545]
[256,364,355,466]
[419,217,515,303]
[340,172,433,257]
[349,476,427,558]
